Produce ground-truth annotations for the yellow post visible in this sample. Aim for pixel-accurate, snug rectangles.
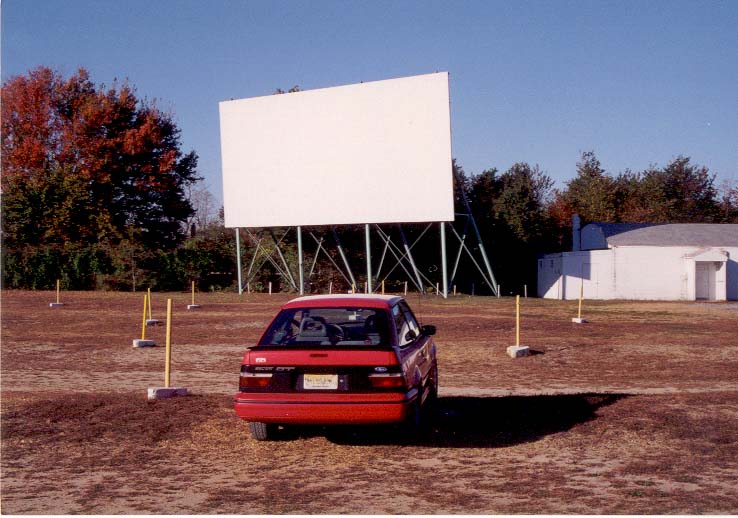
[191,281,195,306]
[381,280,385,294]
[515,295,521,347]
[165,298,172,388]
[578,284,584,320]
[147,287,153,320]
[141,294,148,340]
[56,279,61,304]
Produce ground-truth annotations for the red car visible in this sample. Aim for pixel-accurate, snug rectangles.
[234,294,438,440]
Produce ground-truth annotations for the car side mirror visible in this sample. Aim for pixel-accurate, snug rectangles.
[404,330,417,342]
[420,324,436,336]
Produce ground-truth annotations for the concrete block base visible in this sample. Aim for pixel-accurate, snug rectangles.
[148,387,188,400]
[572,317,588,324]
[133,339,156,348]
[187,304,201,310]
[145,319,161,326]
[507,345,530,358]
[49,302,65,308]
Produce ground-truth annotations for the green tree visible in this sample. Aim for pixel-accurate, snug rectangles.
[493,163,554,243]
[560,151,619,222]
[633,157,719,222]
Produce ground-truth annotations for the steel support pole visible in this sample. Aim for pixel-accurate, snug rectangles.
[365,224,372,293]
[310,232,352,287]
[270,230,297,291]
[450,217,470,284]
[246,236,261,277]
[333,228,358,291]
[297,226,304,295]
[399,225,424,294]
[373,228,423,292]
[307,237,323,279]
[448,225,496,294]
[459,190,498,295]
[440,222,448,299]
[235,228,243,295]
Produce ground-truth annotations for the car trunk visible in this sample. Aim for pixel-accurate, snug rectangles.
[239,346,404,394]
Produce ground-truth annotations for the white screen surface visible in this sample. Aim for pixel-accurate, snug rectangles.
[219,72,453,228]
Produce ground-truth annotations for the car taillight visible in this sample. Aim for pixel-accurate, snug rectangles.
[368,372,405,389]
[240,372,273,389]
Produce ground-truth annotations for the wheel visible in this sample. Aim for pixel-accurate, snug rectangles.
[428,363,439,401]
[401,392,423,438]
[249,421,275,441]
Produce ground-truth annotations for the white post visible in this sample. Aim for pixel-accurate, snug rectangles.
[297,226,304,295]
[365,224,372,294]
[440,222,448,299]
[235,228,243,295]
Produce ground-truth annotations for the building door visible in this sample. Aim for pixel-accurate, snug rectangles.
[695,262,714,300]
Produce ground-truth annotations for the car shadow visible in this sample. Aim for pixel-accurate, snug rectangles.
[319,393,626,447]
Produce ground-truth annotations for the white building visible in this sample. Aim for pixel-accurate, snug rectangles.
[538,219,738,301]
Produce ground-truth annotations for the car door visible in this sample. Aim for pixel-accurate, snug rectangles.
[391,302,433,400]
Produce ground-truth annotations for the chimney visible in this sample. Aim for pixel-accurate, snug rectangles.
[572,214,581,252]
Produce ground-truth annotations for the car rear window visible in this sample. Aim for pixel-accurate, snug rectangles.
[259,307,391,346]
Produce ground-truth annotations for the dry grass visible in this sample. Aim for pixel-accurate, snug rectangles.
[1,290,737,514]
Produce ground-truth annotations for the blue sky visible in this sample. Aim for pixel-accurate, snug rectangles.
[3,0,736,204]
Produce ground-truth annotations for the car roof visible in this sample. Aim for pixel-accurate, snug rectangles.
[282,294,403,310]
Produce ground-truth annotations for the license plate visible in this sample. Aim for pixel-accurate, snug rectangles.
[304,374,338,390]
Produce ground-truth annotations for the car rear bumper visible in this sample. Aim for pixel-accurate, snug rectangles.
[233,390,417,425]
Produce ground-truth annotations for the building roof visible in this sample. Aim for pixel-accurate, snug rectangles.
[581,223,738,249]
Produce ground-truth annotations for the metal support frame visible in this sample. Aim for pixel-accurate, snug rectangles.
[333,228,358,291]
[373,227,424,292]
[232,215,487,299]
[269,230,297,291]
[307,236,323,279]
[398,225,424,293]
[309,232,353,287]
[450,216,470,283]
[454,169,499,296]
[447,224,497,294]
[373,224,438,292]
[243,229,297,291]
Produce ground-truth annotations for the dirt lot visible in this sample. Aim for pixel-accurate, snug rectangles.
[2,290,737,514]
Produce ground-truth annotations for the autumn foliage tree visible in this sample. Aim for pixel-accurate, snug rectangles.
[2,67,200,288]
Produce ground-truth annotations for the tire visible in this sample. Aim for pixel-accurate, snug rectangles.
[401,392,423,438]
[428,363,439,402]
[423,364,439,421]
[249,421,274,441]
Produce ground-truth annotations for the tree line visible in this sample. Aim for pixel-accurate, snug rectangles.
[2,67,736,293]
